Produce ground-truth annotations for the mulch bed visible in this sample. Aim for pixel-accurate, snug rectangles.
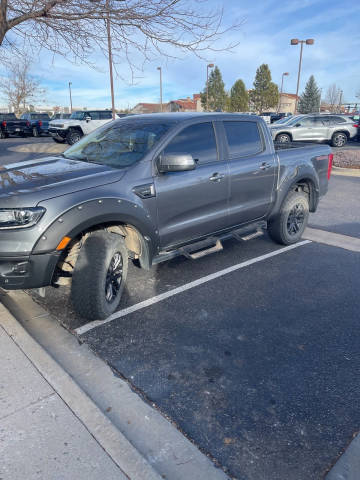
[333,150,360,169]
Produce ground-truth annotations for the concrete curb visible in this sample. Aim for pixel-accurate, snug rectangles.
[0,301,162,480]
[332,166,360,177]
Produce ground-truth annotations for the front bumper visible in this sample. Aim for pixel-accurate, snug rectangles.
[49,128,67,139]
[0,252,60,289]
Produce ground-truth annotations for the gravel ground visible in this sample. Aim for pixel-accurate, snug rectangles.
[333,149,360,169]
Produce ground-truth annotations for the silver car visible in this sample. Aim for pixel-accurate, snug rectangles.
[270,114,358,147]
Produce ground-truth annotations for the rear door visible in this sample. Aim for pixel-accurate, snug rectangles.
[154,121,229,248]
[223,120,277,226]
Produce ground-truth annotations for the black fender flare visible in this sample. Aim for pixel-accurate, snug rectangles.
[32,197,159,268]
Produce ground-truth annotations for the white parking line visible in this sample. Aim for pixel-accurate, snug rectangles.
[75,240,311,336]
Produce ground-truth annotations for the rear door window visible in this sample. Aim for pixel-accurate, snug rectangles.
[100,111,113,120]
[163,122,218,165]
[223,121,263,157]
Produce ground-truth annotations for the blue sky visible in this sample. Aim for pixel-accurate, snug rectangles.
[2,0,360,109]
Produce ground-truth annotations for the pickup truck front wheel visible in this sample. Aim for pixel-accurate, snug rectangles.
[66,129,82,145]
[268,190,309,245]
[71,231,128,320]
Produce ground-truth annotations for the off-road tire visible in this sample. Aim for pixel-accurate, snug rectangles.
[275,133,291,143]
[66,129,82,145]
[32,127,39,137]
[331,132,347,147]
[71,231,128,320]
[52,137,66,143]
[268,190,309,245]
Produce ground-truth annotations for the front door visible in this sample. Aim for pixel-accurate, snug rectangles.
[222,120,277,226]
[154,121,229,248]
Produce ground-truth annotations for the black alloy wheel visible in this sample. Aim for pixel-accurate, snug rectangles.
[105,252,123,303]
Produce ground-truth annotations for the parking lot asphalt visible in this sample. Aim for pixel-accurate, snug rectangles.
[79,241,359,480]
[2,137,360,479]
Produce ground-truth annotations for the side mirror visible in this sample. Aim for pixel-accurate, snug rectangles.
[158,154,196,173]
[85,116,91,122]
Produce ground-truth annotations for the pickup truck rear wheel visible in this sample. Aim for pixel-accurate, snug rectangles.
[331,132,347,147]
[66,129,82,145]
[268,190,309,245]
[71,231,128,320]
[0,130,5,139]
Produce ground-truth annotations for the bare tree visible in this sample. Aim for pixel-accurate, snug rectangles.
[325,84,341,113]
[0,56,46,113]
[0,1,241,71]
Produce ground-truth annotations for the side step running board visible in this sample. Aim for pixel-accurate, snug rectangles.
[234,230,264,242]
[179,238,223,260]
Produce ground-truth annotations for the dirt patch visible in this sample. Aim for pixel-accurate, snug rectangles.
[8,143,67,154]
[333,150,360,169]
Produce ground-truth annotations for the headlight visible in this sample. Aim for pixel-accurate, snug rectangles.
[0,207,45,229]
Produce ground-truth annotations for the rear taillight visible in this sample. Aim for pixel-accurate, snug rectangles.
[26,121,30,127]
[353,124,359,128]
[327,153,333,180]
[38,120,42,127]
[2,121,6,127]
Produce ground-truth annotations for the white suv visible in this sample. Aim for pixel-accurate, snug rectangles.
[49,110,114,145]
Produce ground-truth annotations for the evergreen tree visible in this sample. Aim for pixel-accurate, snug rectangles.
[249,64,279,114]
[200,66,227,111]
[298,75,321,113]
[229,79,249,112]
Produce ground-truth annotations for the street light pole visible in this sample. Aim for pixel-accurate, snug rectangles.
[291,38,314,113]
[277,72,289,113]
[206,63,214,112]
[68,82,73,113]
[157,67,163,112]
[106,0,116,120]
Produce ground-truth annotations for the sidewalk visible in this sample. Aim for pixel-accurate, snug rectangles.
[0,318,126,479]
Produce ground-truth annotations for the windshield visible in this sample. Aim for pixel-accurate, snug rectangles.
[273,115,303,126]
[63,120,172,168]
[70,111,86,120]
[273,116,294,125]
[31,114,50,120]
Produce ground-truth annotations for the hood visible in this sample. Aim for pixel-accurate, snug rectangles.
[0,156,125,207]
[49,119,77,127]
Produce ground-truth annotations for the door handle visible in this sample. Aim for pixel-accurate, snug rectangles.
[259,162,272,170]
[209,173,225,182]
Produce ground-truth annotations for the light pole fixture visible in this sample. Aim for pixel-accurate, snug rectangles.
[106,0,116,120]
[206,63,214,111]
[68,82,73,113]
[157,67,163,112]
[277,72,289,113]
[291,38,314,112]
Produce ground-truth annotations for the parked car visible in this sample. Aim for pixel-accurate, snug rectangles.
[0,113,332,319]
[0,113,32,139]
[269,113,358,147]
[20,113,51,137]
[51,113,71,121]
[49,110,113,145]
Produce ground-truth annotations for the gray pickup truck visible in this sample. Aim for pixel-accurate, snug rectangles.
[0,113,332,320]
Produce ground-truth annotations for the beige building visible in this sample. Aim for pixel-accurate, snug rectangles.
[278,93,298,114]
